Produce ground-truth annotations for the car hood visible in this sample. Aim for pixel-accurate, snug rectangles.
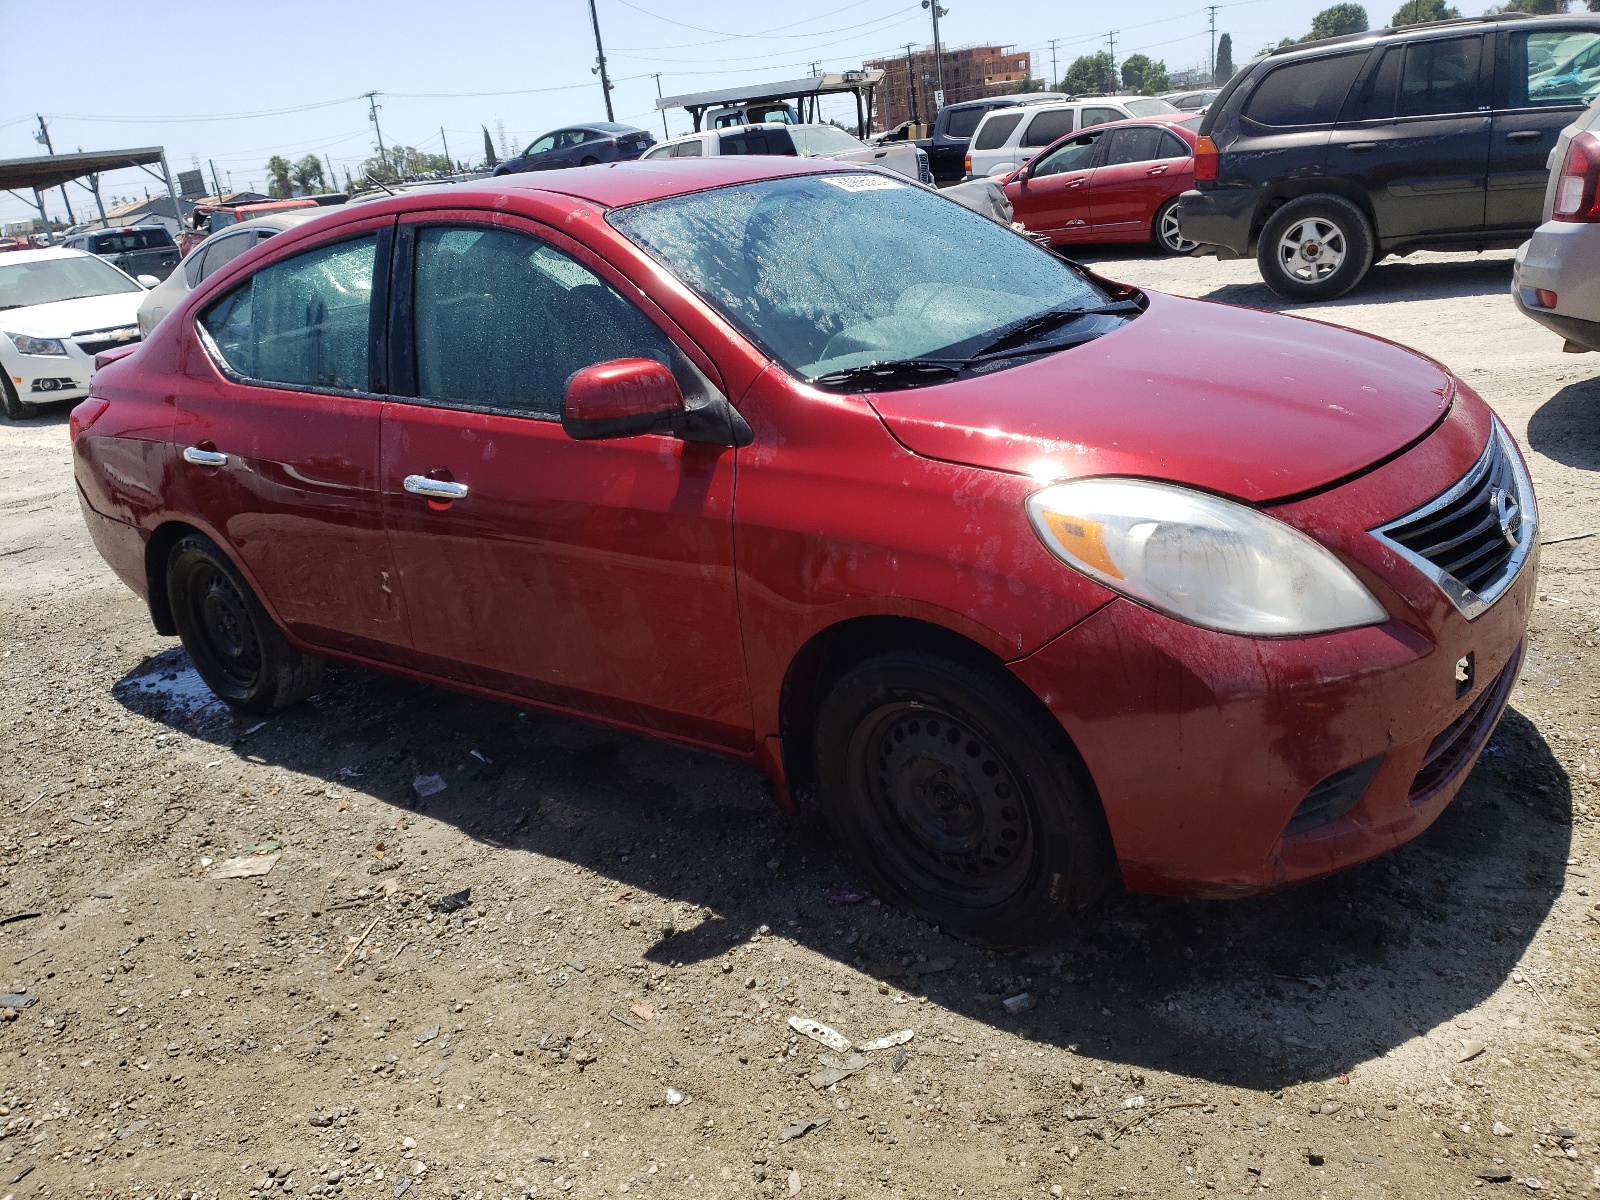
[864,291,1454,503]
[0,292,146,339]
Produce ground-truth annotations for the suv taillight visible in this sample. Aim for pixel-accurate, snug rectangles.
[1193,135,1218,182]
[965,151,972,175]
[1553,131,1600,222]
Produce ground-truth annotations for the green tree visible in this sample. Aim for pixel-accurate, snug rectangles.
[1062,51,1115,95]
[1014,70,1047,93]
[1392,0,1460,21]
[1215,32,1234,82]
[1120,54,1171,94]
[1498,0,1561,12]
[1307,2,1369,39]
[481,126,499,169]
[264,155,292,199]
[290,155,325,195]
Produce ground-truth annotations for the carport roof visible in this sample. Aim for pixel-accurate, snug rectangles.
[0,147,167,193]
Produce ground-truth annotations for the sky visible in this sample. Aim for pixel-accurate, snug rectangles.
[1,0,1416,226]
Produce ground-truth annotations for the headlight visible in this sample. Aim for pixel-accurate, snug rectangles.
[1026,478,1388,636]
[7,333,68,357]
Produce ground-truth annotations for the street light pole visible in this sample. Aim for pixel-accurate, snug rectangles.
[652,73,668,138]
[1048,38,1060,90]
[363,92,388,175]
[1207,6,1219,85]
[588,0,615,123]
[33,116,76,225]
[920,0,947,107]
[903,43,921,125]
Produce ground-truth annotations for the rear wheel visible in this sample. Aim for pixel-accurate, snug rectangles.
[166,534,323,712]
[811,650,1115,946]
[1257,194,1374,302]
[1,375,37,421]
[1153,198,1196,255]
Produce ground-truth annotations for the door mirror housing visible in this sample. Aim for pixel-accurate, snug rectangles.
[562,357,686,440]
[1014,164,1031,184]
[136,274,161,288]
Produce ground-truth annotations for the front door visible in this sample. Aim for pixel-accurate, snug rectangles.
[173,215,410,660]
[1487,24,1600,230]
[1010,131,1105,239]
[1089,125,1190,237]
[378,214,751,747]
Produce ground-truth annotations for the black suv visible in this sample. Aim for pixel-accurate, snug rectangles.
[62,225,181,281]
[1178,13,1600,300]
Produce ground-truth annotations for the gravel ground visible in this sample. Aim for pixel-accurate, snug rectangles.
[0,248,1595,1200]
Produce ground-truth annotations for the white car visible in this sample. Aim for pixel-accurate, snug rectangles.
[1513,94,1600,352]
[641,123,931,184]
[1,248,154,420]
[965,96,1180,179]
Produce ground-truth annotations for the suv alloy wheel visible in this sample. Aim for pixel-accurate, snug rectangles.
[1258,195,1374,302]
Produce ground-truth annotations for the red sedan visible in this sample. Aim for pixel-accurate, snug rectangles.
[1005,114,1202,254]
[72,158,1536,944]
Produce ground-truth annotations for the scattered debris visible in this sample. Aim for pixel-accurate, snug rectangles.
[88,891,112,899]
[1110,1100,1206,1142]
[209,852,280,880]
[608,1011,649,1034]
[0,912,42,926]
[1122,1095,1147,1109]
[823,888,866,904]
[469,748,493,765]
[412,774,447,799]
[429,890,471,914]
[1458,1039,1487,1063]
[807,1052,868,1090]
[858,1028,914,1052]
[1494,1122,1514,1137]
[778,1117,829,1143]
[906,958,954,976]
[415,1026,439,1046]
[1002,992,1035,1015]
[1479,1171,1515,1184]
[788,1016,852,1053]
[0,994,36,1009]
[664,1087,685,1106]
[334,915,382,973]
[1354,1154,1384,1166]
[788,1167,802,1196]
[892,1048,908,1073]
[628,1002,654,1021]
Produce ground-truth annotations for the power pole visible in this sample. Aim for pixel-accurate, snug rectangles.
[1207,6,1218,85]
[903,43,921,125]
[440,127,451,172]
[325,155,337,191]
[208,158,222,197]
[652,73,668,138]
[1106,30,1118,93]
[1048,38,1060,90]
[587,0,615,122]
[33,116,76,225]
[921,0,947,107]
[363,92,387,174]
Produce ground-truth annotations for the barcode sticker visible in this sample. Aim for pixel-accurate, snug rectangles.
[820,174,908,192]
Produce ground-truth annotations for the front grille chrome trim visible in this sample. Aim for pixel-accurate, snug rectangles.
[1370,419,1538,620]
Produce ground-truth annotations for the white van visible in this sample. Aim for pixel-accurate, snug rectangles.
[965,96,1179,179]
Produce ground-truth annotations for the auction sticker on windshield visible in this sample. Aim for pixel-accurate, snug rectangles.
[821,174,907,192]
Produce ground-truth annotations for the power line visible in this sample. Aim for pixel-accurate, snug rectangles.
[609,0,909,50]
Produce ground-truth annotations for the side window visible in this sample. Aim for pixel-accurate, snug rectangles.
[1102,126,1166,166]
[525,135,556,156]
[972,112,1025,150]
[410,226,676,416]
[184,244,212,287]
[1513,28,1600,108]
[945,106,987,138]
[1159,130,1191,159]
[1031,133,1101,177]
[1397,36,1484,117]
[195,231,256,282]
[673,140,704,157]
[1080,107,1126,128]
[199,234,376,392]
[641,144,674,160]
[1022,109,1076,147]
[1347,45,1403,121]
[1243,51,1368,127]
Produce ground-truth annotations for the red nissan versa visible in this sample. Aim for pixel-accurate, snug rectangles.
[1004,115,1201,255]
[71,158,1537,945]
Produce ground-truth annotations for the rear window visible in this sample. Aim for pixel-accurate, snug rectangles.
[945,106,990,138]
[1243,51,1368,127]
[1021,109,1076,147]
[89,229,175,253]
[972,112,1024,150]
[719,130,796,155]
[1122,97,1178,116]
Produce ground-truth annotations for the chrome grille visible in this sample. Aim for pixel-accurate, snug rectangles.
[1371,421,1537,619]
[77,332,142,356]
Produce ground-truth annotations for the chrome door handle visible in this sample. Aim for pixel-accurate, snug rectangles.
[1506,130,1542,143]
[1346,142,1378,152]
[1147,165,1169,174]
[182,446,228,466]
[403,474,469,500]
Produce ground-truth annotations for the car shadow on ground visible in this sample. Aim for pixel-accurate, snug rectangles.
[4,405,72,429]
[1529,375,1600,471]
[111,646,1571,1092]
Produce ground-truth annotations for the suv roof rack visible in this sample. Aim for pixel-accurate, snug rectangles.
[1268,12,1533,56]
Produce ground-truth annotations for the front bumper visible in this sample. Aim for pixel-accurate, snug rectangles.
[3,348,92,404]
[1175,186,1257,257]
[1009,407,1537,897]
[1513,226,1600,352]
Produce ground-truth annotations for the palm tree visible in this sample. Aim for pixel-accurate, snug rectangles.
[291,155,325,195]
[265,156,293,199]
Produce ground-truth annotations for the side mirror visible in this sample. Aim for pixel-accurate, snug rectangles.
[1014,164,1031,184]
[136,274,160,288]
[562,358,686,440]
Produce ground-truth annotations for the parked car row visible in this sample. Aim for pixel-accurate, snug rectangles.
[60,225,181,281]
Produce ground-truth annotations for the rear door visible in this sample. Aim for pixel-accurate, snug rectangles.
[1009,130,1106,237]
[1089,125,1189,235]
[1488,23,1600,231]
[174,213,409,660]
[377,212,750,746]
[1227,50,1370,198]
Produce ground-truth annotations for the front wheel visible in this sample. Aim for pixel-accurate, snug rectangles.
[166,534,323,712]
[1,375,37,421]
[1257,195,1374,302]
[811,650,1115,946]
[1153,198,1196,255]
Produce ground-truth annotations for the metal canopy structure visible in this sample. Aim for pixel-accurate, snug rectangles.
[656,70,886,134]
[1,146,182,238]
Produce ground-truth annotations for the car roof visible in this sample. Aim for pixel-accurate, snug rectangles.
[1262,10,1597,62]
[0,246,93,265]
[224,209,328,231]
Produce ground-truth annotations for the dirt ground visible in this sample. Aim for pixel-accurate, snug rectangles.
[0,247,1595,1200]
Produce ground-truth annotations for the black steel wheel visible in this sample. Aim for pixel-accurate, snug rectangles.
[166,533,322,712]
[812,649,1114,946]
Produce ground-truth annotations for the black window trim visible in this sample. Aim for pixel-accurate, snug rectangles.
[1493,21,1600,112]
[191,222,394,401]
[384,216,725,424]
[1237,47,1373,132]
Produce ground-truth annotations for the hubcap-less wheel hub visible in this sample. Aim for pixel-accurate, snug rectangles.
[1278,217,1346,283]
[196,569,261,688]
[861,706,1033,907]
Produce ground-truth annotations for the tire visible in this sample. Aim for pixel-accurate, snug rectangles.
[1153,197,1196,255]
[811,650,1115,946]
[166,534,323,712]
[1,374,37,421]
[1256,194,1374,302]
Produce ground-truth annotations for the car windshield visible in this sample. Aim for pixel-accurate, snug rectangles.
[0,255,141,310]
[788,126,867,154]
[610,173,1109,381]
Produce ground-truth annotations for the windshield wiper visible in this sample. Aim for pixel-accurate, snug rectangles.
[967,299,1142,360]
[811,358,964,392]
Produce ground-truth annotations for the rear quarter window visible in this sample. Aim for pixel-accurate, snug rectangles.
[944,106,988,138]
[1243,51,1369,127]
[972,112,1025,150]
[1022,109,1076,147]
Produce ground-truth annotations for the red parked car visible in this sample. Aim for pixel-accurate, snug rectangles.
[72,158,1537,944]
[1005,114,1201,254]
